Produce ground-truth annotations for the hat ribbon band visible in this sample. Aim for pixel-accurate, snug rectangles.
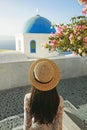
[33,72,53,84]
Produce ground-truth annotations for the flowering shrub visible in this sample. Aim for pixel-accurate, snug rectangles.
[78,0,87,14]
[43,16,87,56]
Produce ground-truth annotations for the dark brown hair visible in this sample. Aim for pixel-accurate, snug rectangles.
[29,86,60,124]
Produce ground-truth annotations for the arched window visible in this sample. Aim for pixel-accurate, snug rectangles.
[30,40,36,53]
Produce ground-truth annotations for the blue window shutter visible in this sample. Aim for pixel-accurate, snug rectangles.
[30,40,36,53]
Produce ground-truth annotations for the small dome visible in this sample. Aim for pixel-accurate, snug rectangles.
[23,15,56,34]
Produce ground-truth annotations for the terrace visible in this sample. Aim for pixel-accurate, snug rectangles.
[0,52,87,130]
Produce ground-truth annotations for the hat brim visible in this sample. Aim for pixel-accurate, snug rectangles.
[28,58,60,91]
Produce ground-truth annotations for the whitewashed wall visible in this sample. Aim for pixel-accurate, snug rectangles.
[15,34,24,53]
[16,33,58,58]
[0,54,87,90]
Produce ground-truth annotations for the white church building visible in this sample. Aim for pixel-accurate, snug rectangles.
[16,14,57,58]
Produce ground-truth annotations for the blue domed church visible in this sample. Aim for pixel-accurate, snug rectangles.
[16,15,57,58]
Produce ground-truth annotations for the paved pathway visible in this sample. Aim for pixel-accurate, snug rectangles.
[0,76,87,121]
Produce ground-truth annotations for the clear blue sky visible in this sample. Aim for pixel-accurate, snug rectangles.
[0,0,85,36]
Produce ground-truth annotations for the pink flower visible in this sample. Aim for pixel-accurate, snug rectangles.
[55,32,63,38]
[81,25,87,29]
[83,37,87,43]
[69,33,74,40]
[82,9,87,14]
[76,25,82,30]
[78,0,87,4]
[75,25,87,30]
[78,0,87,14]
[50,33,55,37]
[56,25,66,34]
[82,0,87,2]
[52,40,57,45]
[56,26,62,33]
[82,4,87,14]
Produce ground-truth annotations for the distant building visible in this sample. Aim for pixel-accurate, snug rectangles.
[16,15,57,58]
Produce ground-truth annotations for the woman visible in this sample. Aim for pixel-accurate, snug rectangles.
[24,58,64,130]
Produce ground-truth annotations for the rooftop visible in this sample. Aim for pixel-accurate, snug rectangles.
[23,15,56,33]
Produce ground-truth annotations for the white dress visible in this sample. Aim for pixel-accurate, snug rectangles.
[23,93,64,130]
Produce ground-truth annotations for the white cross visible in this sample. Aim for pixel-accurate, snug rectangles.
[36,8,39,15]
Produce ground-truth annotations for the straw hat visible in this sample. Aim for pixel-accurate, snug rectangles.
[28,58,60,91]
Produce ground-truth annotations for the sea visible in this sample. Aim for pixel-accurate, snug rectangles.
[0,36,16,50]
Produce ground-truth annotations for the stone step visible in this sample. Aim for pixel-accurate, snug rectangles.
[12,125,23,130]
[63,112,81,130]
[12,112,81,130]
[64,100,87,130]
[0,100,84,130]
[0,114,23,130]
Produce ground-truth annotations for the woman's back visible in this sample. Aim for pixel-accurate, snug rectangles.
[24,93,64,130]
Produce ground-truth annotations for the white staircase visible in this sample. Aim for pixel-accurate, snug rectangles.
[0,100,86,130]
[12,125,23,130]
[63,112,81,130]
